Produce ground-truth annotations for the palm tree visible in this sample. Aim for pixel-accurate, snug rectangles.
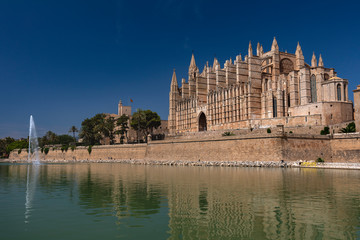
[69,126,78,141]
[340,122,356,133]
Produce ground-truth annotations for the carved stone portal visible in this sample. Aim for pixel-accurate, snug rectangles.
[198,112,207,131]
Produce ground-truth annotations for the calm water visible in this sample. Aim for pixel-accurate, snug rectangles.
[0,163,360,240]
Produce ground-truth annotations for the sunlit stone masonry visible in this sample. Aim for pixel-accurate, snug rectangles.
[168,38,354,134]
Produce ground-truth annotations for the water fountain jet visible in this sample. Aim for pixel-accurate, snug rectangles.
[28,115,40,164]
[25,115,40,223]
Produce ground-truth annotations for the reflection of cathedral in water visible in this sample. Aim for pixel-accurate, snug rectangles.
[7,164,358,239]
[162,168,358,240]
[81,165,358,239]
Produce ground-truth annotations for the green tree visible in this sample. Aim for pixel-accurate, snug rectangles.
[39,131,75,147]
[131,109,161,142]
[0,137,15,158]
[116,114,129,144]
[79,113,117,145]
[57,134,75,145]
[5,139,28,155]
[40,131,57,146]
[105,117,116,145]
[79,114,106,145]
[93,115,116,145]
[340,122,356,133]
[68,126,78,140]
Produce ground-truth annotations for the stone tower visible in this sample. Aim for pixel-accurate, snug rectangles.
[168,69,180,134]
[247,41,262,118]
[118,100,131,116]
[353,85,360,132]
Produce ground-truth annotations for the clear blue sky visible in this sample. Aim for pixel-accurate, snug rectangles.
[1,0,359,138]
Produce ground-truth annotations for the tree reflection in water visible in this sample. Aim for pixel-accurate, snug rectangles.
[0,163,360,240]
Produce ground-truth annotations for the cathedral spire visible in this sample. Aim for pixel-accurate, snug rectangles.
[256,42,261,56]
[171,69,178,88]
[213,57,220,71]
[260,45,264,55]
[271,37,279,51]
[295,42,303,56]
[311,52,317,67]
[318,54,324,67]
[248,41,253,57]
[201,64,207,76]
[189,52,197,69]
[295,42,304,69]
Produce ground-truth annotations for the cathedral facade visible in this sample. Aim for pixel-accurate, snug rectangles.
[168,38,354,134]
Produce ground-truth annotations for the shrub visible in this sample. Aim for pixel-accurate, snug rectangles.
[320,126,330,135]
[267,128,271,133]
[222,131,234,136]
[71,145,76,151]
[18,149,22,154]
[340,122,356,133]
[41,147,44,153]
[88,145,92,155]
[316,157,324,163]
[61,145,69,152]
[44,147,49,155]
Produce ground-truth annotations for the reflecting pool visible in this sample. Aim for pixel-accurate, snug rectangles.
[0,163,359,239]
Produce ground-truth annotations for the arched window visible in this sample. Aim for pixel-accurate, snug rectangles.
[337,84,341,101]
[310,75,317,102]
[273,97,277,118]
[324,73,329,81]
[280,58,294,74]
[264,79,268,91]
[288,93,291,107]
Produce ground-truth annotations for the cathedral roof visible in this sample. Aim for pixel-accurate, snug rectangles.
[329,76,342,81]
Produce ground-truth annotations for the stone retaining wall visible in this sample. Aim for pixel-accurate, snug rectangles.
[330,134,360,163]
[11,144,147,161]
[282,135,332,162]
[145,136,283,162]
[8,133,360,163]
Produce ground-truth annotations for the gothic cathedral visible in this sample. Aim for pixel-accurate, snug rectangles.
[168,38,353,134]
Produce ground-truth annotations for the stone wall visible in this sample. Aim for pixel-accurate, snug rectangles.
[145,136,283,162]
[282,135,332,161]
[8,133,360,163]
[11,144,147,161]
[330,134,360,163]
[288,102,353,125]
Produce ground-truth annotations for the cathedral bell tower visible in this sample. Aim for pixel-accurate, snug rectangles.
[168,69,180,134]
[188,53,199,97]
